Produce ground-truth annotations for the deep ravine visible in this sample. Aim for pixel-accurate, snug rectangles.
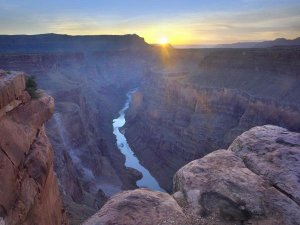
[112,89,164,191]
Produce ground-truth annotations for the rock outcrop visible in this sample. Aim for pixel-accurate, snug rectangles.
[84,125,300,225]
[174,125,300,224]
[0,70,68,225]
[83,189,189,225]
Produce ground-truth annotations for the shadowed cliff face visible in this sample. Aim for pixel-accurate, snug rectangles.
[0,36,153,224]
[125,48,300,191]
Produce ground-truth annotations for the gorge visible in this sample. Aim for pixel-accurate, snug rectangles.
[113,89,164,191]
[0,34,299,225]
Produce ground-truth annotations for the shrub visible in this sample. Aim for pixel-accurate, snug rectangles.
[26,76,39,99]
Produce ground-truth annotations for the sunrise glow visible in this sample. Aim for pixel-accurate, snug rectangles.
[158,36,169,45]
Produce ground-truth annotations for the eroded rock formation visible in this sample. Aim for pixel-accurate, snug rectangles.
[1,41,299,224]
[0,70,68,225]
[126,48,300,191]
[84,125,300,225]
[0,48,151,224]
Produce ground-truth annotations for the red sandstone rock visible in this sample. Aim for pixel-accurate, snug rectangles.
[0,71,26,109]
[0,71,68,225]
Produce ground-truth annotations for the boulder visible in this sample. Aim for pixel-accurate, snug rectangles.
[0,70,25,109]
[228,125,300,206]
[83,189,188,225]
[174,125,300,225]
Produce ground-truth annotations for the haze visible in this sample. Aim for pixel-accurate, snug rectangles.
[0,0,300,46]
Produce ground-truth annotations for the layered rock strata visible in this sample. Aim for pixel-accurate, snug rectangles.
[126,69,300,191]
[0,70,68,225]
[0,50,150,224]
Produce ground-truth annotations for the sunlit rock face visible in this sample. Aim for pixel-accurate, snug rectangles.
[125,48,300,191]
[83,125,300,225]
[0,70,68,225]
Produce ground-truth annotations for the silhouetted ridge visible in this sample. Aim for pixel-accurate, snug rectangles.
[216,37,300,48]
[0,33,149,53]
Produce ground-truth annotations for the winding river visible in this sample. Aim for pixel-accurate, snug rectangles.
[113,89,164,192]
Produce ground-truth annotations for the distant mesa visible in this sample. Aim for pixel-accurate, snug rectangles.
[215,37,300,48]
[0,33,149,53]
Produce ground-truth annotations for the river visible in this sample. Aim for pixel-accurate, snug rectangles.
[113,89,164,192]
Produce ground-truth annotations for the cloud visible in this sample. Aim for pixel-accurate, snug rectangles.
[177,6,300,44]
[0,1,299,44]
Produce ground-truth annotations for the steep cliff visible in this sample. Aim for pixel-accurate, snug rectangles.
[83,125,300,225]
[0,50,150,224]
[0,70,68,225]
[125,48,300,191]
[1,44,300,224]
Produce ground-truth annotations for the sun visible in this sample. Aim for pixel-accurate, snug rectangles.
[159,36,169,45]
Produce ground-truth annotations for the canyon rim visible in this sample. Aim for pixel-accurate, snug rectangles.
[0,1,300,224]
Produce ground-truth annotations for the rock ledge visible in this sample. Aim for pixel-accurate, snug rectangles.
[84,125,300,225]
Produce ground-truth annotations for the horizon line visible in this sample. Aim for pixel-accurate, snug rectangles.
[0,32,299,47]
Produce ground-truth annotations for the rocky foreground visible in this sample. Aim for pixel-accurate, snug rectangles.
[84,125,300,225]
[0,69,299,225]
[0,70,68,225]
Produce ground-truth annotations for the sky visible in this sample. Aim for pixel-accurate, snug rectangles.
[0,0,300,46]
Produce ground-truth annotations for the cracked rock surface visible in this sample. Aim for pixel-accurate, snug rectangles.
[174,125,300,225]
[84,125,300,225]
[0,71,68,225]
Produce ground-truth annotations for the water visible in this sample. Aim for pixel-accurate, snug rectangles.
[113,89,164,192]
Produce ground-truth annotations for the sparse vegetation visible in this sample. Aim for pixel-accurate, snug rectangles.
[26,76,39,99]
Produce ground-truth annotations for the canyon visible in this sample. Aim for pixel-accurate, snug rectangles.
[0,34,154,224]
[0,34,299,224]
[125,47,300,191]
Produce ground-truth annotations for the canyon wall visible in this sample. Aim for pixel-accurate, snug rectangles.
[125,48,300,191]
[83,125,300,225]
[1,38,299,224]
[0,70,68,225]
[0,37,152,224]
